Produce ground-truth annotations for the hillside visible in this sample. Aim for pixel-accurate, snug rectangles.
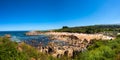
[54,25,120,36]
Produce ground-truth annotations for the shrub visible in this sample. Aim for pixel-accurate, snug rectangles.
[0,37,57,60]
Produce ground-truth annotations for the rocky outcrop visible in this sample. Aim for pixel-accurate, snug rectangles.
[26,31,41,36]
[44,32,115,41]
[37,41,88,58]
[26,32,115,58]
[26,31,114,40]
[4,34,11,38]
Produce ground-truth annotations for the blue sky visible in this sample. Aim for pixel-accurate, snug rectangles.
[0,0,120,31]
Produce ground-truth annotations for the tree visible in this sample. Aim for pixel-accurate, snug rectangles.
[62,26,69,29]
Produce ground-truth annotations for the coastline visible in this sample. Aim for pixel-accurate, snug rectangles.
[25,31,115,57]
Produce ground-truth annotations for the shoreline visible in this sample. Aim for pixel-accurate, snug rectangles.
[25,31,115,57]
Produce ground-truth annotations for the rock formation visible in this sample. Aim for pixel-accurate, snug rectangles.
[26,31,115,58]
[4,34,11,38]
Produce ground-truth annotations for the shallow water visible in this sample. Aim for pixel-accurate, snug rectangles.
[0,31,51,46]
[0,31,67,46]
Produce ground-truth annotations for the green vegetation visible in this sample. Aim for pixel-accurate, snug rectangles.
[54,25,120,36]
[74,36,120,60]
[0,37,58,60]
[1,32,120,60]
[0,36,72,60]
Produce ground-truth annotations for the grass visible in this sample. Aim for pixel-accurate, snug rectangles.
[75,36,120,60]
[1,36,120,60]
[0,37,58,60]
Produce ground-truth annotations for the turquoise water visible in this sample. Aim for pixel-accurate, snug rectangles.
[0,31,50,46]
[0,31,68,46]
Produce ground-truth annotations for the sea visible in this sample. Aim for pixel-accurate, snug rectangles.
[0,31,67,47]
